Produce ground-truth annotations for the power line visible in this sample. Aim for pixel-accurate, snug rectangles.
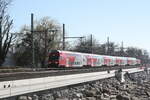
[62,24,84,50]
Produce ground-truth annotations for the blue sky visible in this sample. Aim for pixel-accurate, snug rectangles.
[9,0,150,52]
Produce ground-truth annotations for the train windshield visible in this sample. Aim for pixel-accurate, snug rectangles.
[49,50,59,61]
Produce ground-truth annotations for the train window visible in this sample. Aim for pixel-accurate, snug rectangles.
[49,55,59,60]
[49,52,59,61]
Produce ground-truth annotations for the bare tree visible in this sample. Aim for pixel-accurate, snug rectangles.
[0,0,15,66]
[14,17,62,67]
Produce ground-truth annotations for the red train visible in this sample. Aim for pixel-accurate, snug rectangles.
[48,50,141,67]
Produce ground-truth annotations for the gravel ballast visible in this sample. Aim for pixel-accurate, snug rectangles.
[4,70,150,100]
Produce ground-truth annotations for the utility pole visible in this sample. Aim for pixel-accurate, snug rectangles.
[107,37,109,55]
[0,17,2,57]
[0,17,2,34]
[63,24,65,50]
[121,41,124,56]
[31,13,35,68]
[44,29,48,67]
[121,41,123,49]
[91,34,93,54]
[0,16,2,43]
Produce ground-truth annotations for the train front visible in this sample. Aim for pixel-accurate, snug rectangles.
[48,50,60,67]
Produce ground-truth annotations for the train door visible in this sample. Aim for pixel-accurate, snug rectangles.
[82,54,87,66]
[104,56,110,66]
[59,53,67,67]
[75,54,83,67]
[115,57,120,66]
[98,56,104,66]
[104,57,107,66]
[86,55,92,66]
[97,56,102,66]
[92,56,97,66]
[66,58,69,67]
[112,57,116,66]
[127,58,132,65]
[123,57,127,66]
[109,57,113,66]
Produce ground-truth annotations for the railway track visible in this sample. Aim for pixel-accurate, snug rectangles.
[0,65,144,82]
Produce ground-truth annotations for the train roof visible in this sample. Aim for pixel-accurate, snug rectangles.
[50,50,138,60]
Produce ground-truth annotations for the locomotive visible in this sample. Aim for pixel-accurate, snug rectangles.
[48,50,141,67]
